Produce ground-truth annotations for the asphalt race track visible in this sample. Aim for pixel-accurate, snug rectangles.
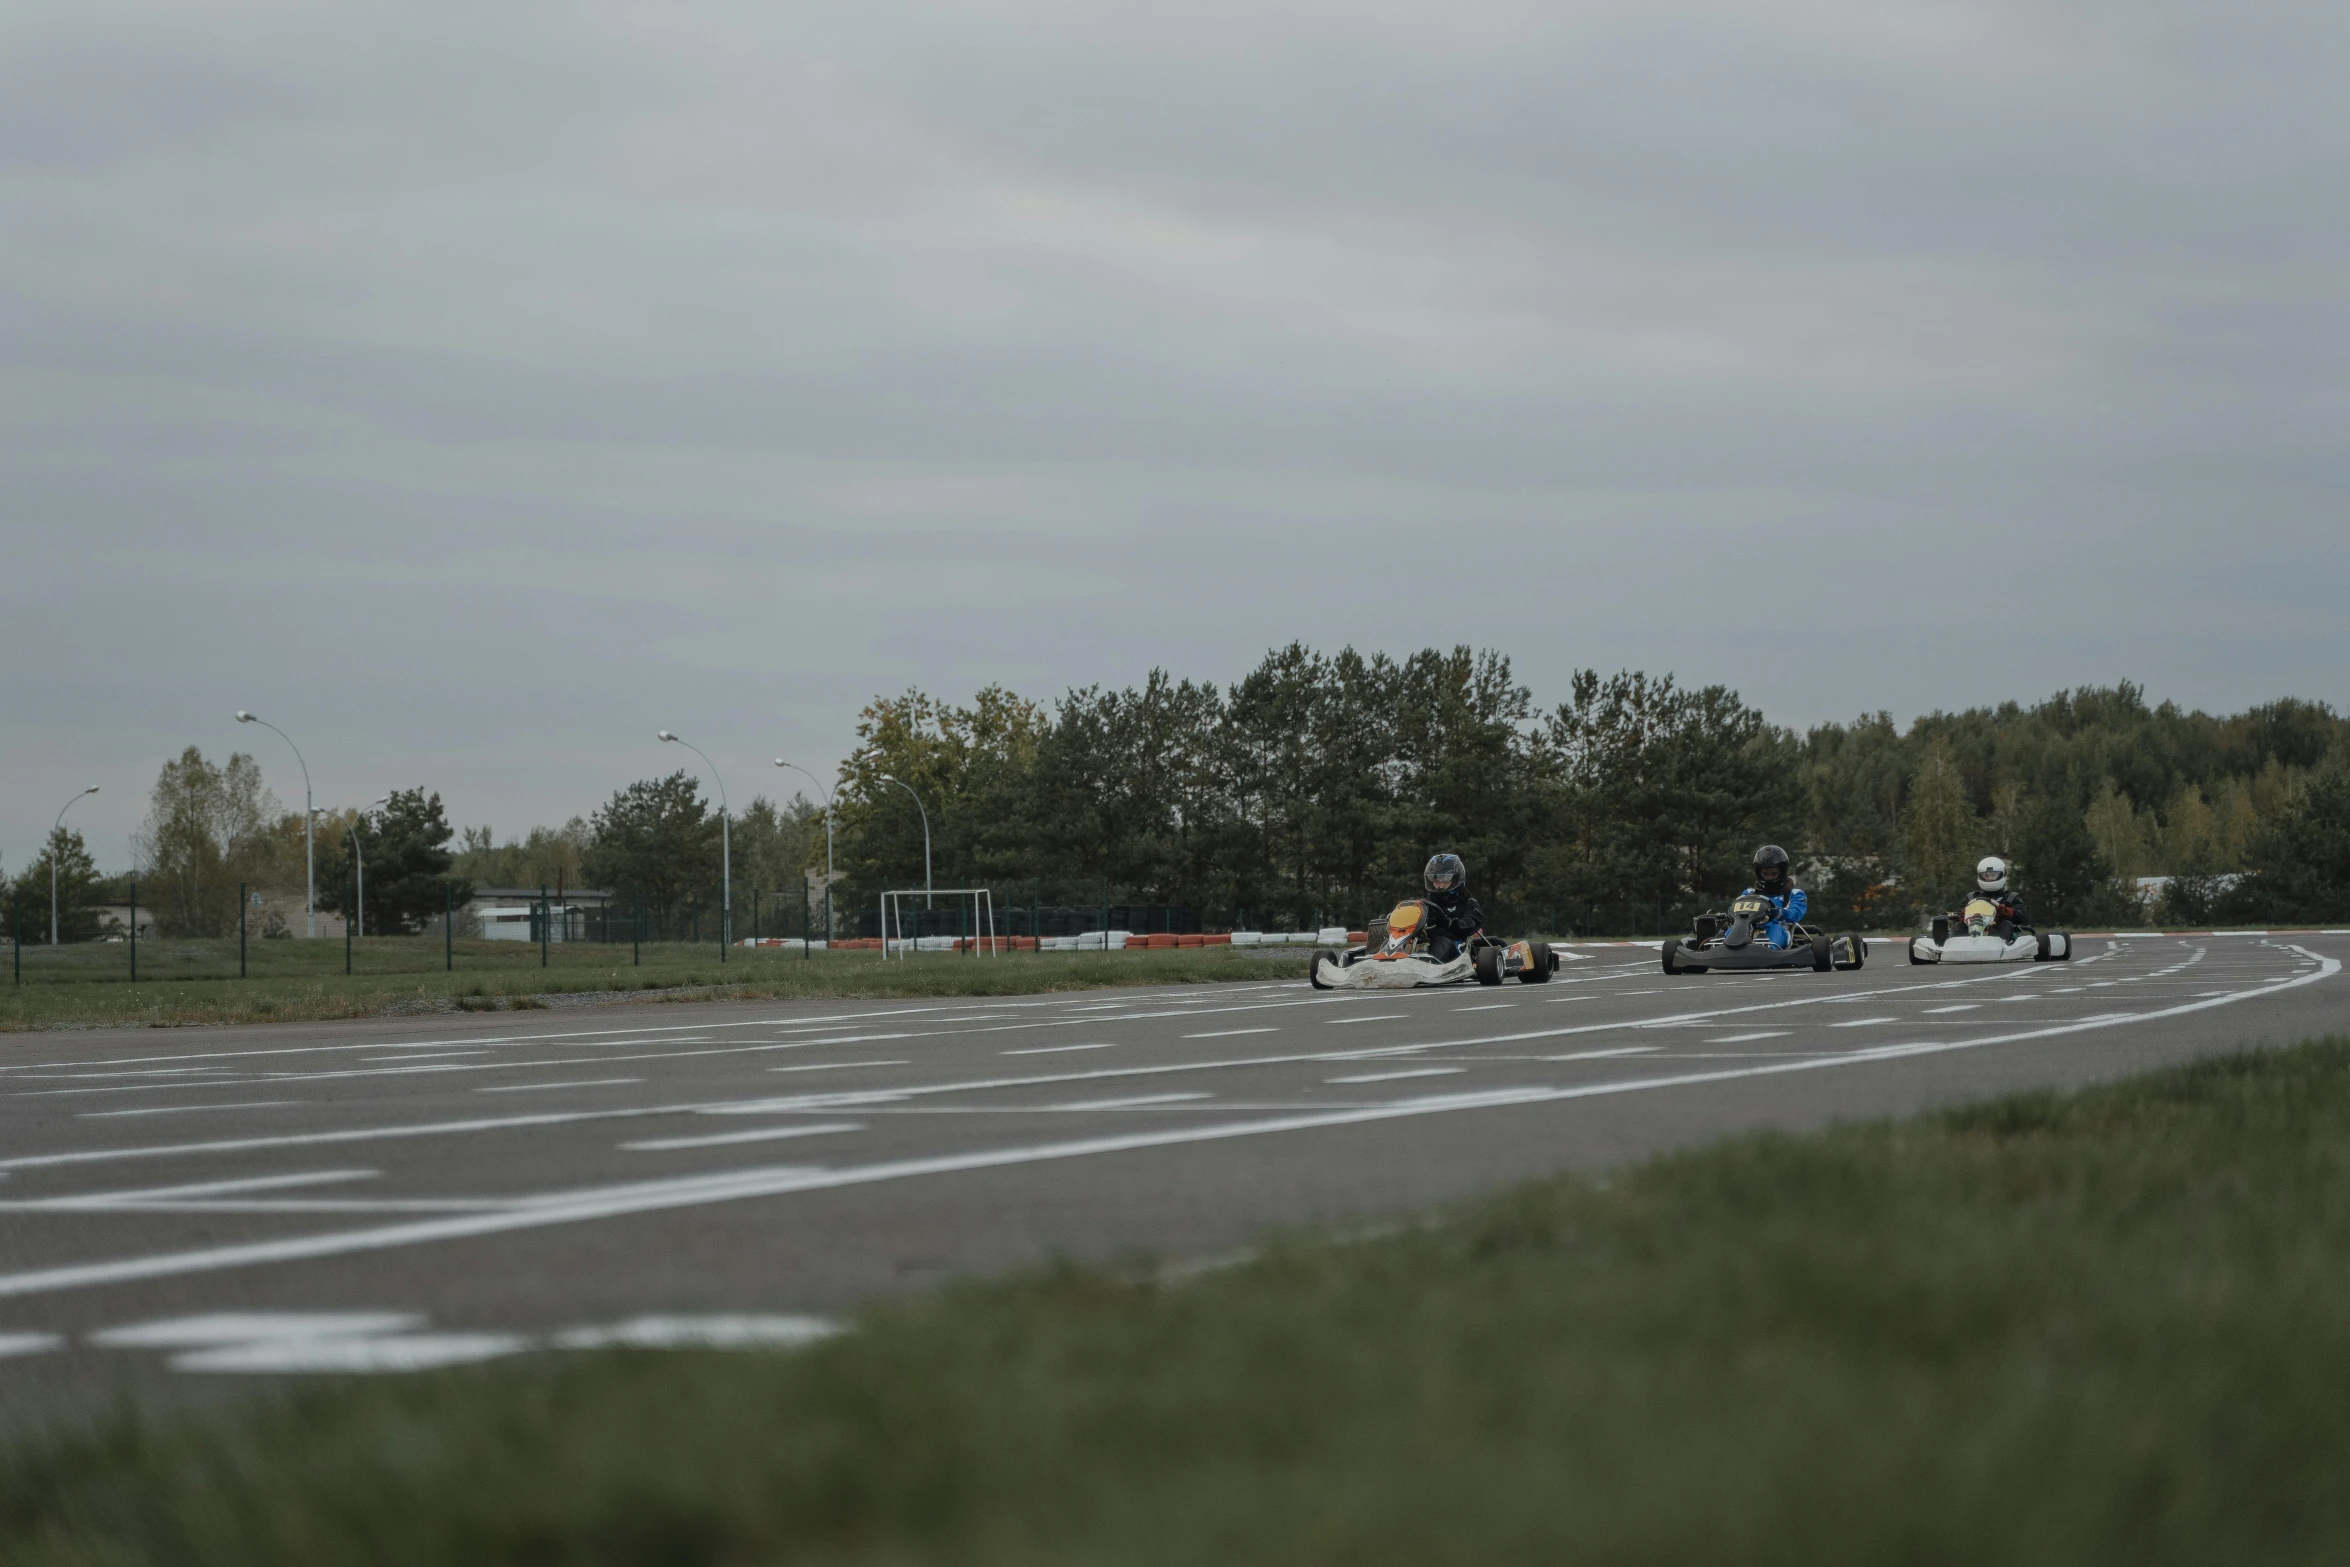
[1,933,2342,1429]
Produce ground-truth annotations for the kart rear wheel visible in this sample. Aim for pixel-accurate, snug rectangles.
[1908,938,1931,965]
[1473,947,1504,986]
[1832,932,1866,970]
[1809,933,1833,971]
[1309,951,1339,990]
[1518,941,1555,984]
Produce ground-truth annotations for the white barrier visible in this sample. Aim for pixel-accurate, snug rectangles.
[1316,926,1351,945]
[1230,932,1264,947]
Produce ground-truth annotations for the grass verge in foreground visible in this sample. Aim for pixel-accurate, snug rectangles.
[13,1038,2350,1565]
[0,944,1308,1030]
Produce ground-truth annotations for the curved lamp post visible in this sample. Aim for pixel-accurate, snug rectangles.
[874,774,933,903]
[50,785,98,945]
[658,731,730,947]
[773,759,835,940]
[236,711,314,937]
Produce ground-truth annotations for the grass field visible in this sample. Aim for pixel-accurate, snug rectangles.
[0,939,1311,1031]
[8,1036,2350,1564]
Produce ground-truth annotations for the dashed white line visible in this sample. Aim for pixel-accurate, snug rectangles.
[621,1123,863,1153]
[1183,1028,1280,1039]
[1327,1068,1464,1085]
[476,1079,644,1094]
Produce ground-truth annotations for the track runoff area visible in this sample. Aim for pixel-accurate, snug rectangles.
[0,931,2342,1422]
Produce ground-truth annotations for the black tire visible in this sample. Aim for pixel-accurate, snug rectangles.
[1473,947,1504,986]
[1309,952,1337,990]
[1663,940,1705,976]
[1931,917,1951,945]
[1518,941,1554,984]
[1908,938,1931,966]
[1810,934,1833,972]
[1832,933,1866,970]
[2035,932,2073,962]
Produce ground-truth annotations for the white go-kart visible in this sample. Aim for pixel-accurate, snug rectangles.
[1908,899,2071,965]
[1309,899,1558,990]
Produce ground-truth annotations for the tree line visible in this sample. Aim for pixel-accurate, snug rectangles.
[13,648,2348,942]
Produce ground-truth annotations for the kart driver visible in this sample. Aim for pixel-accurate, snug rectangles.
[1962,856,2030,936]
[1420,853,1485,961]
[1743,845,1808,949]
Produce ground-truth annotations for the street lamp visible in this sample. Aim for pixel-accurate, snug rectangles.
[351,796,388,939]
[50,786,98,945]
[875,774,933,904]
[773,760,835,940]
[236,711,314,937]
[658,731,730,947]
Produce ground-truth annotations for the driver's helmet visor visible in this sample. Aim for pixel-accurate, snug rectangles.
[1426,871,1459,892]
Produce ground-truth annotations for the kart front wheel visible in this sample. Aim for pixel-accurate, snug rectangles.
[1473,947,1504,986]
[1832,932,1866,970]
[1662,939,1704,976]
[1309,951,1339,990]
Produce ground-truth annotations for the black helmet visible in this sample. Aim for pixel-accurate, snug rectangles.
[1424,853,1467,904]
[1753,845,1790,892]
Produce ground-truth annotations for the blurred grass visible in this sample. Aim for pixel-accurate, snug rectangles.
[0,940,1309,1030]
[10,1037,2350,1564]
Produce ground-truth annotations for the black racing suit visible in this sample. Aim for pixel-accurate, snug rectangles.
[1967,892,2031,938]
[1424,893,1485,961]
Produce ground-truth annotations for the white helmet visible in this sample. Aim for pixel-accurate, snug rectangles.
[1976,855,2009,893]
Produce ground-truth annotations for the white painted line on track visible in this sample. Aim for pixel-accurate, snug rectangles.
[767,1060,908,1074]
[1001,1042,1121,1055]
[1455,1004,1516,1012]
[1541,1047,1664,1062]
[80,1101,299,1118]
[1327,1068,1464,1084]
[1705,1032,1790,1044]
[1043,1093,1214,1112]
[1924,1004,1980,1014]
[1183,1028,1280,1039]
[1325,1014,1409,1026]
[622,1123,863,1153]
[475,1078,644,1093]
[1828,1018,1894,1028]
[0,947,2328,1305]
[0,1334,62,1358]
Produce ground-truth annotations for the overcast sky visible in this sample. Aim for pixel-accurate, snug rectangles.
[5,0,2346,868]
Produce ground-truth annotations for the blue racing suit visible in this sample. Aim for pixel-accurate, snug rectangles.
[1739,885,1808,948]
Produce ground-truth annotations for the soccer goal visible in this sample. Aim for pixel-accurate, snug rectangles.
[878,888,999,958]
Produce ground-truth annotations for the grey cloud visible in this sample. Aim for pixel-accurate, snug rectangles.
[2,0,2345,865]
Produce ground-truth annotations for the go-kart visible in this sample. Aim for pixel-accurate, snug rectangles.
[1662,893,1864,975]
[1908,899,2070,965]
[1309,899,1558,990]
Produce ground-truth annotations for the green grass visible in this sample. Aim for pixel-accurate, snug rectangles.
[11,1037,2350,1564]
[0,940,1313,1030]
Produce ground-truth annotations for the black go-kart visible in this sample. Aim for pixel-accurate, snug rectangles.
[1661,893,1865,975]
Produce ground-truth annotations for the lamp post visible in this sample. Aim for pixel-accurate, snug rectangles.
[773,760,834,940]
[658,731,730,949]
[351,796,387,939]
[875,774,932,903]
[50,785,98,945]
[236,711,314,937]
